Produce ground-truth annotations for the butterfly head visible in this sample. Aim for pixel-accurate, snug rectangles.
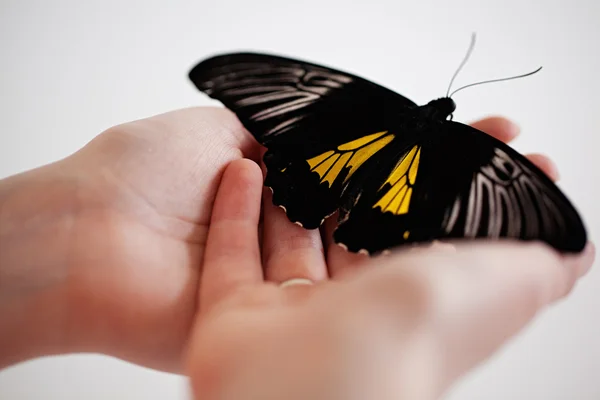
[426,97,456,120]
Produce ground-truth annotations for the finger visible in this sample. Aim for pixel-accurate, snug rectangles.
[422,241,457,252]
[259,148,328,284]
[570,242,596,278]
[469,117,561,181]
[200,159,264,310]
[322,213,370,279]
[261,188,328,284]
[525,153,560,181]
[322,216,457,278]
[469,116,520,143]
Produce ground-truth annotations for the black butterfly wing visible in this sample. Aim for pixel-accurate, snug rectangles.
[334,121,587,254]
[188,52,417,148]
[262,130,404,228]
[189,52,418,228]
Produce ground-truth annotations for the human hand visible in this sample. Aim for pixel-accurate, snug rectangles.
[0,107,259,371]
[0,106,574,375]
[185,157,594,400]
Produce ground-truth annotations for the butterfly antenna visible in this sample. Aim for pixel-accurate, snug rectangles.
[449,66,543,97]
[446,32,477,97]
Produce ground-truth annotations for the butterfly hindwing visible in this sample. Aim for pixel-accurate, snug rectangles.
[264,130,400,228]
[333,138,438,253]
[334,122,587,254]
[438,122,586,252]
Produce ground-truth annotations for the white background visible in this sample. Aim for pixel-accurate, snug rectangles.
[1,0,599,398]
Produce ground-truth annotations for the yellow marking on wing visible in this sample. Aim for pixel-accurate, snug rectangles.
[323,152,352,186]
[373,145,421,215]
[344,134,395,183]
[313,153,340,177]
[403,231,410,239]
[386,184,408,213]
[398,188,413,214]
[382,146,419,188]
[305,131,395,188]
[307,150,334,169]
[373,176,406,210]
[408,148,421,184]
[337,131,388,151]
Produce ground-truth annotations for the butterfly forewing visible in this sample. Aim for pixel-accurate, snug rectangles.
[189,53,417,228]
[189,53,416,148]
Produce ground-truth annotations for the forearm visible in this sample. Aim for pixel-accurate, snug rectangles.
[0,163,76,368]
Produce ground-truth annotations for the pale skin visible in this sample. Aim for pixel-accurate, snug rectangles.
[0,107,594,399]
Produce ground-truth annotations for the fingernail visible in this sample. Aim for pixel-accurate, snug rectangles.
[507,119,521,137]
[547,158,561,181]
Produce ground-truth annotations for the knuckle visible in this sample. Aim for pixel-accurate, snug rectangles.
[264,231,323,264]
[370,266,437,318]
[398,269,437,313]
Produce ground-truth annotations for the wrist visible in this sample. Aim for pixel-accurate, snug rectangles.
[0,162,78,368]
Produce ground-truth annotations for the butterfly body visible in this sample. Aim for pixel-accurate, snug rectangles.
[189,52,587,255]
[419,97,457,121]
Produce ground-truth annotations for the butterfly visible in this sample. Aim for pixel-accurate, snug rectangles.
[187,36,587,255]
